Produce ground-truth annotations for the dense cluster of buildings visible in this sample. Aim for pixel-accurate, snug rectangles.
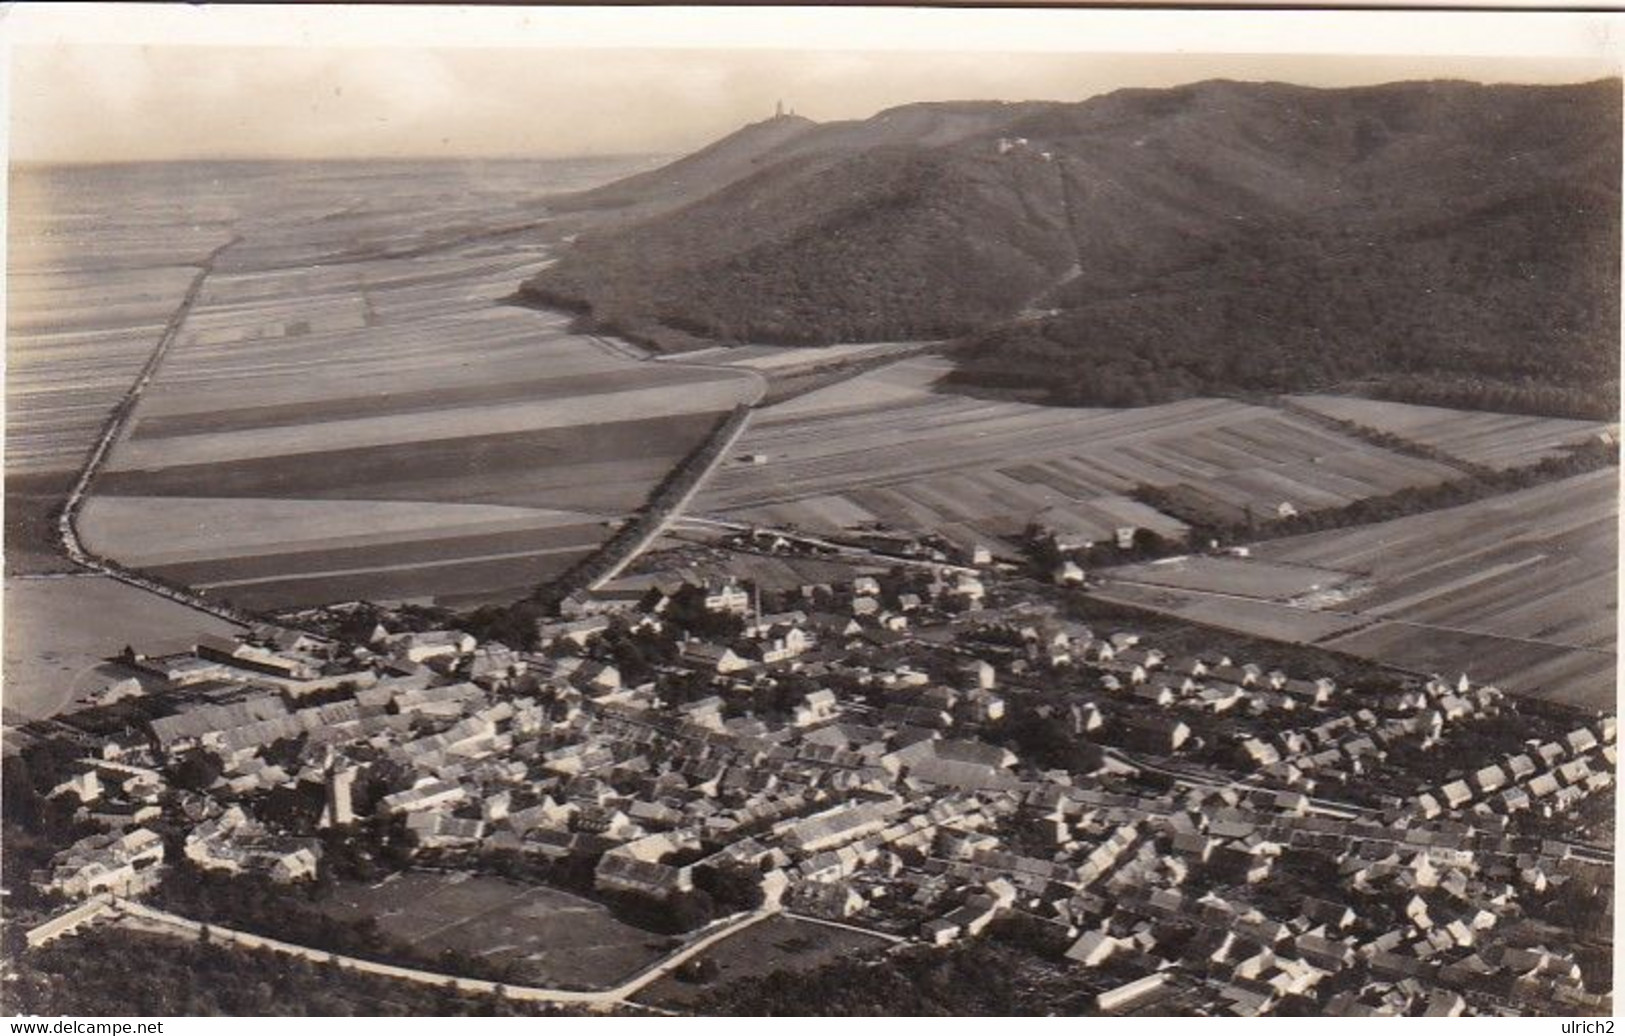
[18,551,1616,1015]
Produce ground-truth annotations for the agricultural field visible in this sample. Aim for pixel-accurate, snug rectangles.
[2,575,242,723]
[25,159,758,612]
[8,159,592,569]
[317,871,666,990]
[633,914,894,1011]
[1290,394,1614,470]
[695,357,1461,555]
[5,164,244,573]
[1096,469,1618,709]
[83,279,755,610]
[1097,555,1359,602]
[1087,581,1370,645]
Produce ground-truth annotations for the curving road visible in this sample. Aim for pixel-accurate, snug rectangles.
[111,898,779,1008]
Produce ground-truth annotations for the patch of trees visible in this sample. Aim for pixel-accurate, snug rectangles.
[1021,523,1175,577]
[602,887,718,935]
[953,182,1619,418]
[463,848,595,897]
[2,741,111,885]
[170,750,225,793]
[675,955,722,984]
[693,861,767,915]
[150,864,407,964]
[1360,372,1619,423]
[724,671,824,724]
[1527,873,1616,945]
[461,600,546,652]
[596,620,680,686]
[524,148,1070,350]
[295,601,459,646]
[983,698,1102,776]
[662,583,747,641]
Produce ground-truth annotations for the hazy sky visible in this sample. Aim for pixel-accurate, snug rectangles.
[9,7,1619,163]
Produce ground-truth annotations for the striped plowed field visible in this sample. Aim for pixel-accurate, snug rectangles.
[699,359,1459,552]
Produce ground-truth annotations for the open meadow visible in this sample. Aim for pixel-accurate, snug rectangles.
[316,871,666,990]
[1095,469,1618,708]
[695,357,1461,554]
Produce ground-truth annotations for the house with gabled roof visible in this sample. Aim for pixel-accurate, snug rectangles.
[1065,928,1119,967]
[1564,727,1599,756]
[1473,764,1509,794]
[680,642,750,675]
[595,853,693,899]
[1439,780,1473,810]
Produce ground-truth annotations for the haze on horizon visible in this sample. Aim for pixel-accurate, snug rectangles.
[12,44,1617,165]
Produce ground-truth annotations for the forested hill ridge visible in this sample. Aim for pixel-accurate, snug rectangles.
[524,79,1621,417]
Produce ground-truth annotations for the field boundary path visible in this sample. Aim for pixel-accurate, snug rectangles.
[104,898,778,1008]
[52,235,252,630]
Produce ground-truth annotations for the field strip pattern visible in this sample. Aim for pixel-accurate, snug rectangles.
[82,239,759,611]
[1097,469,1618,708]
[193,542,604,589]
[697,359,1461,553]
[1290,394,1613,470]
[21,160,760,612]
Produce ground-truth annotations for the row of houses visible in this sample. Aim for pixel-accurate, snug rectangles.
[1420,720,1617,818]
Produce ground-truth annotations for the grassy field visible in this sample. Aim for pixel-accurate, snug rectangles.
[696,357,1460,554]
[1097,469,1617,708]
[2,575,242,723]
[633,914,893,1011]
[317,871,666,990]
[1291,394,1614,470]
[31,160,758,611]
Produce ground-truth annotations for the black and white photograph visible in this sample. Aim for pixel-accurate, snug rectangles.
[0,3,1619,1020]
